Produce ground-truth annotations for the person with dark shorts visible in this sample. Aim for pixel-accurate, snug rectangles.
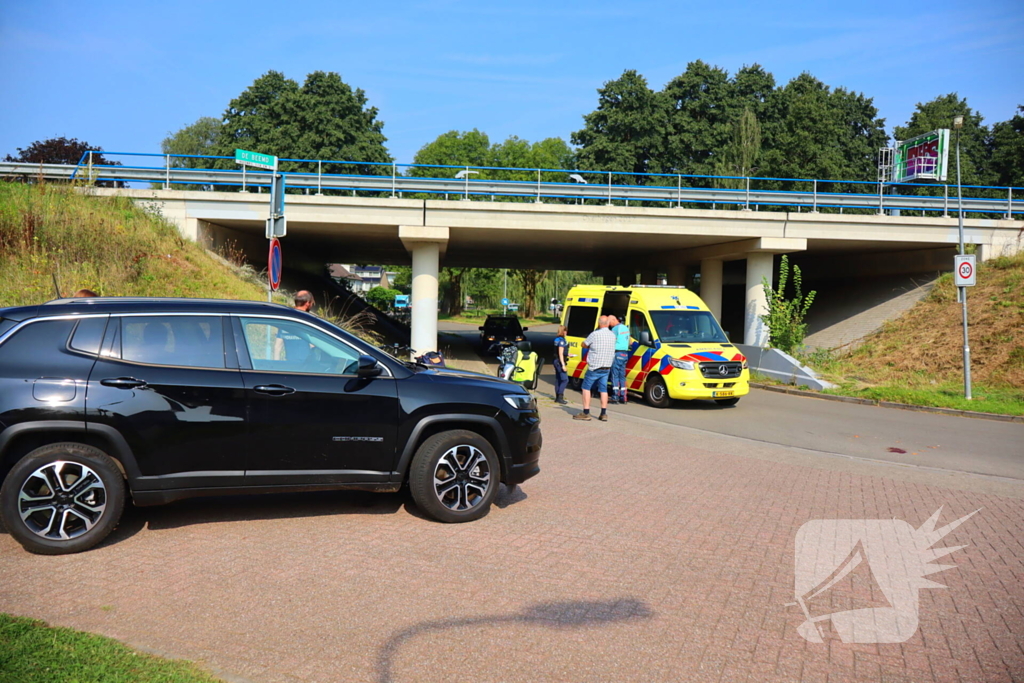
[574,315,616,422]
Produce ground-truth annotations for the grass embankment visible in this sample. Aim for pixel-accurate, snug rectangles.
[805,251,1024,415]
[0,613,223,683]
[0,183,283,306]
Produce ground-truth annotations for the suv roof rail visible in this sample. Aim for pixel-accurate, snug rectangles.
[42,297,288,307]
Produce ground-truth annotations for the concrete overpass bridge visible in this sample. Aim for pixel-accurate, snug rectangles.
[3,158,1022,354]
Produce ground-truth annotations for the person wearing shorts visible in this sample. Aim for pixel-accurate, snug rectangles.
[574,315,616,422]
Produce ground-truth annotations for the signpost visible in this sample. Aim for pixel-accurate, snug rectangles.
[954,255,976,287]
[268,238,282,300]
[237,150,286,301]
[501,297,509,315]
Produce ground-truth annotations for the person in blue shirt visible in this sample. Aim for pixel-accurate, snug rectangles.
[553,325,569,405]
[609,314,631,404]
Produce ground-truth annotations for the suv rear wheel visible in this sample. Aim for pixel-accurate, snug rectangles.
[409,430,500,523]
[0,443,126,555]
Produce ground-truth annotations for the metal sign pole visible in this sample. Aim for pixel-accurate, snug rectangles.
[954,119,971,400]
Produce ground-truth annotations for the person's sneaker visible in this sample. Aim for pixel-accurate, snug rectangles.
[573,412,592,421]
[598,413,609,422]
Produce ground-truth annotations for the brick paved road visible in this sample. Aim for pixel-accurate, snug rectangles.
[1,402,1022,683]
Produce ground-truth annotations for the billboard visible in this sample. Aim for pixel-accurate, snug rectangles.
[892,129,950,182]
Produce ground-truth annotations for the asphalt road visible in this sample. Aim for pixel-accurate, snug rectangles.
[440,321,1024,481]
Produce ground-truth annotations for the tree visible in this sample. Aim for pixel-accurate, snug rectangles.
[509,269,548,318]
[4,137,124,187]
[988,105,1024,188]
[159,117,222,189]
[894,94,988,187]
[410,129,491,175]
[760,255,816,354]
[713,106,762,188]
[217,70,391,175]
[365,286,402,311]
[759,74,887,184]
[663,60,735,177]
[572,70,669,183]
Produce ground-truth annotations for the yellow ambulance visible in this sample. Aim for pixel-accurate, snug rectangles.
[561,285,749,407]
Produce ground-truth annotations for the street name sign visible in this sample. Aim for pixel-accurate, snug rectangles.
[235,149,278,170]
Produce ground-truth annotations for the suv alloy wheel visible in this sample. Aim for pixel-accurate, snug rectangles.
[0,443,126,555]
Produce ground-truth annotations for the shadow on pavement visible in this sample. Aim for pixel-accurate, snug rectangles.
[100,489,407,548]
[376,598,654,683]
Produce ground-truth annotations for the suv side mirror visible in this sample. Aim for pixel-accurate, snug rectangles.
[356,355,383,378]
[522,327,529,332]
[639,331,653,347]
[478,326,485,331]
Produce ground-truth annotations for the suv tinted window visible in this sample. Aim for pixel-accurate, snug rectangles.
[239,317,361,375]
[69,317,108,355]
[120,316,225,368]
[565,305,598,338]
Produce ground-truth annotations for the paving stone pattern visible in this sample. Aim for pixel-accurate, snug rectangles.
[1,405,1022,683]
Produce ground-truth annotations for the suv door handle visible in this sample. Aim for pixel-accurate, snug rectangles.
[100,377,148,389]
[253,384,296,396]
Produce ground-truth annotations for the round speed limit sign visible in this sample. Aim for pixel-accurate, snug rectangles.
[954,254,976,287]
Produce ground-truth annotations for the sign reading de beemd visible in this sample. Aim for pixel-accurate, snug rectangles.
[235,149,278,170]
[954,254,976,287]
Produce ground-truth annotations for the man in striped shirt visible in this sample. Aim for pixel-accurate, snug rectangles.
[574,315,616,422]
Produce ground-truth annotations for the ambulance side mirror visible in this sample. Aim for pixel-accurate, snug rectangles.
[639,331,653,347]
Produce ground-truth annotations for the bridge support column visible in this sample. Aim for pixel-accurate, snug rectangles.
[602,272,618,286]
[745,252,773,347]
[700,258,723,320]
[400,226,449,355]
[640,268,658,285]
[618,269,635,286]
[666,264,688,287]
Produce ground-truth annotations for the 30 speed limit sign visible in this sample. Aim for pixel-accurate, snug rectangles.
[954,254,976,287]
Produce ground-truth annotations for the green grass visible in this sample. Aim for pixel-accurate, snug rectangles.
[0,182,285,306]
[0,613,224,683]
[820,382,1024,415]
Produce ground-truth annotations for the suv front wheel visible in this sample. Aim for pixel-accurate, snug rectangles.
[0,443,126,555]
[409,430,500,523]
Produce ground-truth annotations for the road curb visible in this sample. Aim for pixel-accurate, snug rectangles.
[749,383,1024,423]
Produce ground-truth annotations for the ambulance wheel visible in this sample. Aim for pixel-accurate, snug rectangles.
[568,376,581,392]
[644,375,672,409]
[715,397,740,407]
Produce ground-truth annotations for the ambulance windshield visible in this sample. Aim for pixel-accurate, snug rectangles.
[649,310,728,344]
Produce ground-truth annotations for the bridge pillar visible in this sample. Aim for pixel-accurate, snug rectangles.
[666,264,688,287]
[400,226,449,355]
[700,259,723,320]
[639,268,658,285]
[602,272,618,286]
[745,252,773,346]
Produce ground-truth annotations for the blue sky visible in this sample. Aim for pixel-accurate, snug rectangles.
[1,0,1021,165]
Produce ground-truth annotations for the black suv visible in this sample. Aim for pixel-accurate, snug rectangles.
[479,315,527,347]
[0,298,541,554]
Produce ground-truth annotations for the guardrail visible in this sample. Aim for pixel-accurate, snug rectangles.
[1,153,1020,218]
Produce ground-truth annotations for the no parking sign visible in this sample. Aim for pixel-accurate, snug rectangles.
[954,254,976,287]
[268,238,283,291]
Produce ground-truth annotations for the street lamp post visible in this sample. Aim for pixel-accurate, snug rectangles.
[954,115,972,400]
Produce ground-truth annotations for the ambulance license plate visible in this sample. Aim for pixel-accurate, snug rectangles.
[713,391,734,398]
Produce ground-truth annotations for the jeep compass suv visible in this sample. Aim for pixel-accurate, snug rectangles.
[0,298,542,554]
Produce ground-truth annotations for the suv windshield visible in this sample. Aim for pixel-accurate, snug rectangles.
[486,318,521,331]
[650,310,728,344]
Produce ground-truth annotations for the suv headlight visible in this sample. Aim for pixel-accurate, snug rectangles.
[504,394,536,410]
[668,358,695,371]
